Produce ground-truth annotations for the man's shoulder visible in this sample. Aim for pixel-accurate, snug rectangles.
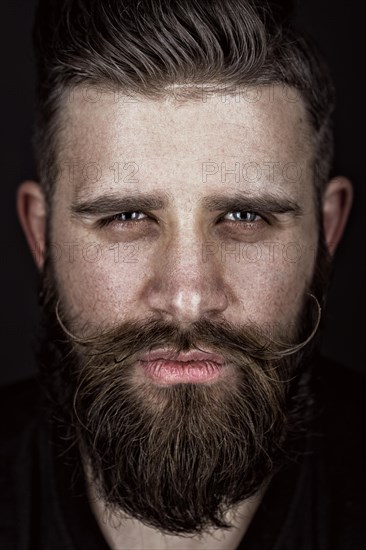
[0,376,42,442]
[312,354,366,541]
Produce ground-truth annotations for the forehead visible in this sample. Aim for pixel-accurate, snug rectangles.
[57,85,314,198]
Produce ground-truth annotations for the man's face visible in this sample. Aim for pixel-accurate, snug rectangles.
[37,85,327,535]
[50,86,318,333]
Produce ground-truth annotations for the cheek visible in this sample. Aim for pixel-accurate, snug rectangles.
[53,240,150,326]
[227,239,316,325]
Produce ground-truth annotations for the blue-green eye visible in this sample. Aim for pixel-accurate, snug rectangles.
[113,211,147,222]
[223,211,261,223]
[98,211,148,227]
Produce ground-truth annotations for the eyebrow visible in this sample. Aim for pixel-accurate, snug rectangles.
[70,191,302,218]
[71,193,168,217]
[202,194,302,215]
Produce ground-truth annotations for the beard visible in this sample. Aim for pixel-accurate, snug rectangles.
[36,231,331,537]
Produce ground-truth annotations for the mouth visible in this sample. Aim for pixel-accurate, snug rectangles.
[138,348,227,385]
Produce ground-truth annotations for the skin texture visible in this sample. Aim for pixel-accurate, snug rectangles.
[17,85,352,549]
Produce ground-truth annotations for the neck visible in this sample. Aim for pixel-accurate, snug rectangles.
[84,468,266,550]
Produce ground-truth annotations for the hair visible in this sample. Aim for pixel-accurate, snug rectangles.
[32,0,335,212]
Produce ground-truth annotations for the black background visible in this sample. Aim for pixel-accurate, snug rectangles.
[0,0,365,385]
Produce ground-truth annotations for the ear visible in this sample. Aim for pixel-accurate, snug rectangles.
[17,181,47,270]
[322,176,353,256]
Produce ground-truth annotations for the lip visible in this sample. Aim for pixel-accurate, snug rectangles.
[139,348,225,366]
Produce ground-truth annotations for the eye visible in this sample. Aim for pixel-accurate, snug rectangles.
[97,211,148,228]
[114,211,147,222]
[222,211,263,223]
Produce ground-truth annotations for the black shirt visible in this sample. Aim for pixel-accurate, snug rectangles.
[1,356,365,550]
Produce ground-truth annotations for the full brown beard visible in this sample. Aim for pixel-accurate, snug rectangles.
[36,233,331,536]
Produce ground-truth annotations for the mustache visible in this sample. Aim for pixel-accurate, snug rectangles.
[54,293,321,367]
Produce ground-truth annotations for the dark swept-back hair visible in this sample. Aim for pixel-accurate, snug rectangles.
[32,0,335,210]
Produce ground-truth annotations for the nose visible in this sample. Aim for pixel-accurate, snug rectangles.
[143,235,229,325]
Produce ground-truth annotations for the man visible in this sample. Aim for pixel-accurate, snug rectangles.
[1,0,364,548]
